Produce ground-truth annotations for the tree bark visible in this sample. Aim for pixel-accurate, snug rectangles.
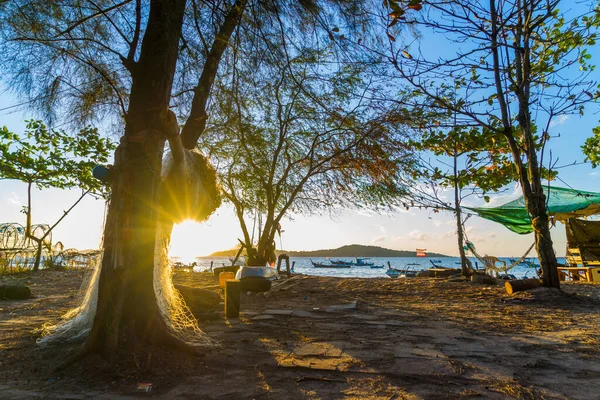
[24,181,44,272]
[505,278,541,295]
[32,190,89,271]
[453,151,470,276]
[489,0,559,289]
[522,186,560,288]
[83,0,187,356]
[180,0,248,148]
[513,0,560,289]
[32,242,43,271]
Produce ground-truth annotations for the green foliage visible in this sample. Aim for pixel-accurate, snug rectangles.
[582,125,600,167]
[203,46,415,264]
[0,121,115,196]
[0,0,380,127]
[410,125,516,195]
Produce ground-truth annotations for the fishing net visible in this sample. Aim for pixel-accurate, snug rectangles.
[155,149,221,345]
[39,146,221,347]
[37,255,102,345]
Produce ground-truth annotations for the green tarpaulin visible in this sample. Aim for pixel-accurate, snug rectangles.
[467,187,600,235]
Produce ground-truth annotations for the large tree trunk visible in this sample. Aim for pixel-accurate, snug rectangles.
[82,0,187,357]
[522,184,560,288]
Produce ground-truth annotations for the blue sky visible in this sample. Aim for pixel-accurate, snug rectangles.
[2,79,596,260]
[1,2,599,260]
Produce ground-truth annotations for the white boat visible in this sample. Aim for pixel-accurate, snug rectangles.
[235,265,279,292]
[386,264,419,279]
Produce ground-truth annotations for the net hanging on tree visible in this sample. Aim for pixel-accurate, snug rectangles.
[39,143,221,347]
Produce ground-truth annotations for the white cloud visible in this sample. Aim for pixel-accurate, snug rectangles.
[441,230,455,239]
[433,220,442,227]
[408,230,431,241]
[4,192,22,207]
[371,235,387,244]
[375,224,387,234]
[549,114,569,128]
[356,209,375,217]
[483,183,522,207]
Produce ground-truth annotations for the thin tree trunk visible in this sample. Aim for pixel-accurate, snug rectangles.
[514,0,559,289]
[25,181,43,272]
[32,190,89,271]
[489,0,559,288]
[32,241,43,271]
[453,153,469,276]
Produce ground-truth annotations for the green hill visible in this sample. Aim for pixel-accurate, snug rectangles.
[209,244,448,258]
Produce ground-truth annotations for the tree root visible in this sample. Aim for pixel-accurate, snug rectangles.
[54,338,98,372]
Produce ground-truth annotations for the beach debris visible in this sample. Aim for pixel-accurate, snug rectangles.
[264,309,294,315]
[291,310,320,318]
[174,285,221,313]
[470,274,497,285]
[252,315,275,321]
[0,285,31,300]
[261,276,306,298]
[296,376,346,383]
[136,383,152,393]
[324,299,358,312]
[505,278,542,295]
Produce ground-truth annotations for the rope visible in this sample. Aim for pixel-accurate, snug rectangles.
[465,240,535,273]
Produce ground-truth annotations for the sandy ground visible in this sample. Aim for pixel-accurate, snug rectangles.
[0,270,600,399]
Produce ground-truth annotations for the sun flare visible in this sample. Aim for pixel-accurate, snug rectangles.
[169,219,234,263]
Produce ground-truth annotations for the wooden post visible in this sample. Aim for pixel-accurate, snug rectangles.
[210,261,213,272]
[277,254,290,277]
[225,279,241,318]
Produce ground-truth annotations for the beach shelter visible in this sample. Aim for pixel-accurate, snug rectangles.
[467,186,600,234]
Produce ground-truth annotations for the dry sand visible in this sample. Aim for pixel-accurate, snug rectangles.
[0,270,599,399]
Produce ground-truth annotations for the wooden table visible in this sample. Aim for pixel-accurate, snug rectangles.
[557,267,597,282]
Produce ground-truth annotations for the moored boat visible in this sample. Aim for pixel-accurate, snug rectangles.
[386,263,419,279]
[386,268,401,279]
[235,265,279,292]
[331,257,376,267]
[417,266,461,278]
[311,259,352,268]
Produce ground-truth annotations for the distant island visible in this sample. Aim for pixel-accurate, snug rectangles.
[209,244,449,258]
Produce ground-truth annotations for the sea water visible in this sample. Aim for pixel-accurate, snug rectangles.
[192,256,561,279]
